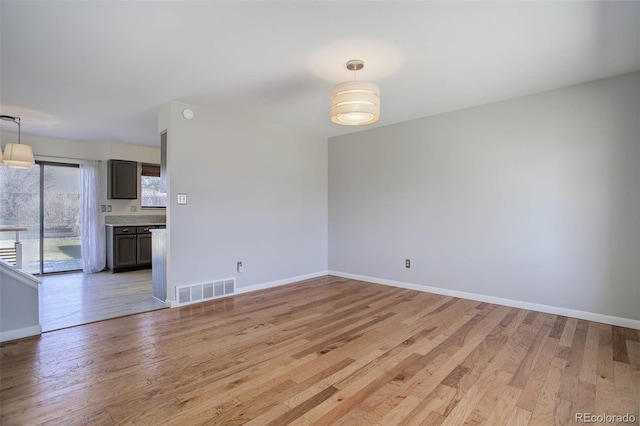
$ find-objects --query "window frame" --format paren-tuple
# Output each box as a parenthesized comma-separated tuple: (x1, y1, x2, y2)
(140, 163, 166, 209)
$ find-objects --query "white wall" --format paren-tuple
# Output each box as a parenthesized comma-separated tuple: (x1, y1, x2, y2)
(162, 102, 327, 300)
(0, 132, 163, 219)
(329, 72, 640, 323)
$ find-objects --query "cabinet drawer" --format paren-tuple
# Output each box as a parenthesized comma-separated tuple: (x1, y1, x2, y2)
(136, 226, 156, 234)
(114, 227, 135, 235)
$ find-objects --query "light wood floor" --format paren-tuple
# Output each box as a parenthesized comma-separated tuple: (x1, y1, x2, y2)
(39, 269, 166, 332)
(1, 275, 638, 425)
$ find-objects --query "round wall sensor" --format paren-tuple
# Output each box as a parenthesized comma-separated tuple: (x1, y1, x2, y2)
(182, 108, 194, 120)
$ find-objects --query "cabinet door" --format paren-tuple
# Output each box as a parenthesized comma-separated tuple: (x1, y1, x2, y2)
(137, 233, 152, 265)
(108, 160, 137, 199)
(114, 235, 137, 267)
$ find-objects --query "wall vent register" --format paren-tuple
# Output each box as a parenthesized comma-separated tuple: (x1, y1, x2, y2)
(175, 277, 235, 307)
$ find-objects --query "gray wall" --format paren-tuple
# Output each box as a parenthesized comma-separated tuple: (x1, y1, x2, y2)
(163, 102, 327, 299)
(329, 72, 640, 321)
(0, 260, 40, 341)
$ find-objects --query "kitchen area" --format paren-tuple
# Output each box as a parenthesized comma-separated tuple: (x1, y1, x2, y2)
(39, 150, 169, 332)
(105, 218, 167, 304)
(103, 154, 167, 298)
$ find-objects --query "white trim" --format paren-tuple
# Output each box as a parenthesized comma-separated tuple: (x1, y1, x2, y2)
(328, 270, 640, 330)
(168, 270, 329, 308)
(0, 259, 40, 290)
(234, 270, 329, 295)
(0, 325, 41, 343)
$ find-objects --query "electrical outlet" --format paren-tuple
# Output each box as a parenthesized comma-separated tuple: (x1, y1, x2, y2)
(405, 259, 411, 268)
(237, 261, 243, 273)
(177, 193, 187, 205)
(107, 205, 112, 212)
(101, 205, 106, 212)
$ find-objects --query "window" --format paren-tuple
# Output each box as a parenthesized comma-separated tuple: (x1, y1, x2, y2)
(140, 163, 166, 208)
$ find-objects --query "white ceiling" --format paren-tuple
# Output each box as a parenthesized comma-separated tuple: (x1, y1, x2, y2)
(1, 1, 638, 146)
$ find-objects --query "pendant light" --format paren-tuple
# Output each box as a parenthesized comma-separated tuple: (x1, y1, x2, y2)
(1, 115, 34, 169)
(331, 60, 380, 126)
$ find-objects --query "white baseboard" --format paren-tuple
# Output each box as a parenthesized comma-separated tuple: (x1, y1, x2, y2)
(168, 270, 329, 308)
(328, 270, 640, 330)
(0, 324, 41, 343)
(235, 270, 329, 295)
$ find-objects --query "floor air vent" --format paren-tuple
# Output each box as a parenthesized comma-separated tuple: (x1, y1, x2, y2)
(176, 278, 235, 307)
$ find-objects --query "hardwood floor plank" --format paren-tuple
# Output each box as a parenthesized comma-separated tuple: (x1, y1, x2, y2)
(569, 381, 596, 426)
(516, 335, 559, 412)
(523, 311, 538, 325)
(1, 275, 637, 425)
(595, 375, 616, 419)
(613, 361, 637, 419)
(266, 386, 338, 426)
(439, 382, 485, 426)
(549, 315, 568, 339)
(628, 340, 640, 371)
(503, 405, 533, 426)
(310, 353, 425, 425)
(626, 328, 639, 343)
(441, 365, 471, 388)
(395, 385, 456, 426)
(419, 411, 447, 426)
(529, 356, 568, 425)
(598, 324, 614, 382)
(558, 320, 589, 402)
(472, 310, 545, 390)
(613, 326, 630, 364)
(579, 321, 601, 385)
(397, 306, 517, 424)
(481, 384, 522, 425)
(291, 312, 396, 359)
(375, 394, 424, 425)
(284, 349, 386, 410)
(509, 321, 552, 389)
(559, 318, 578, 348)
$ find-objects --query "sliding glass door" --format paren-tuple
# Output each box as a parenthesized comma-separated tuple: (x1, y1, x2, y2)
(42, 163, 82, 273)
(0, 161, 81, 274)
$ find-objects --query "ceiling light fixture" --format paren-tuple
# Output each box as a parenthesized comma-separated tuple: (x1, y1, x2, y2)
(331, 60, 380, 126)
(1, 115, 35, 169)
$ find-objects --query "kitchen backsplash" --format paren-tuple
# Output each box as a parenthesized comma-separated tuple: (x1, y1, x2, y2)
(105, 215, 166, 225)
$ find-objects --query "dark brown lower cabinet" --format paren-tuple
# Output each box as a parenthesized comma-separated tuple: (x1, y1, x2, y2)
(137, 233, 153, 265)
(106, 225, 162, 272)
(114, 234, 137, 268)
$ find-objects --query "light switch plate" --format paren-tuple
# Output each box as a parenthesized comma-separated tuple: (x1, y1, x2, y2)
(177, 193, 187, 205)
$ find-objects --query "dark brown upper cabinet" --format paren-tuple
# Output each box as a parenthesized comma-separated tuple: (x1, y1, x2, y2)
(107, 159, 138, 199)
